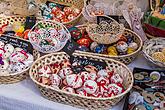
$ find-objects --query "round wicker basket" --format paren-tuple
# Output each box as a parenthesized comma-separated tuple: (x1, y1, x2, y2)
(143, 37, 165, 70)
(39, 0, 85, 26)
(29, 51, 133, 109)
(28, 20, 71, 53)
(75, 25, 143, 65)
(0, 36, 40, 84)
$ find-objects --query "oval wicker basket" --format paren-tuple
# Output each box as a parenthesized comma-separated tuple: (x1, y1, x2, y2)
(39, 0, 85, 26)
(29, 52, 133, 109)
(28, 20, 71, 53)
(86, 15, 125, 44)
(143, 37, 165, 70)
(0, 36, 40, 84)
(75, 25, 142, 65)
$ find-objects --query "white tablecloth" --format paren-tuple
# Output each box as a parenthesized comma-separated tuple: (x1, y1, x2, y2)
(0, 52, 152, 110)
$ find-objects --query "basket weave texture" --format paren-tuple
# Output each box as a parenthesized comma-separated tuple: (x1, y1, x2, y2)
(143, 37, 165, 69)
(0, 37, 40, 84)
(29, 52, 133, 109)
(76, 25, 142, 65)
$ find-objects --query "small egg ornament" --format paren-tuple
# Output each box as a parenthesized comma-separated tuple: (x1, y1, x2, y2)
(150, 71, 160, 82)
(84, 80, 98, 94)
(110, 74, 123, 84)
(68, 27, 82, 41)
(128, 42, 138, 51)
(97, 69, 108, 78)
(93, 44, 106, 54)
(66, 74, 83, 89)
(4, 44, 15, 54)
(62, 86, 75, 93)
(116, 41, 128, 53)
(76, 88, 87, 96)
(0, 59, 9, 70)
(127, 47, 135, 54)
(58, 67, 73, 79)
(119, 35, 127, 42)
(0, 41, 5, 48)
(108, 83, 124, 95)
(13, 22, 24, 33)
(38, 65, 52, 78)
(78, 45, 89, 52)
(63, 7, 72, 15)
(77, 38, 91, 48)
(90, 42, 99, 51)
(50, 74, 61, 87)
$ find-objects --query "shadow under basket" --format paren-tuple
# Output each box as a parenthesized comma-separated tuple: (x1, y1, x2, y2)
(29, 52, 133, 109)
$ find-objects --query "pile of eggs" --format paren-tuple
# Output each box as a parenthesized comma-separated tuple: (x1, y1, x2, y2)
(37, 60, 125, 98)
(0, 22, 30, 40)
(151, 48, 165, 63)
(0, 41, 34, 75)
(40, 2, 81, 23)
(68, 26, 138, 56)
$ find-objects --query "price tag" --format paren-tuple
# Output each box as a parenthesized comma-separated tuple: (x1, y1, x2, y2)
(62, 39, 79, 56)
(70, 56, 107, 71)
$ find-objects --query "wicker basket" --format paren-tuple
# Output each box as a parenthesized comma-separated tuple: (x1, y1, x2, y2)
(9, 0, 42, 16)
(29, 51, 133, 109)
(143, 37, 165, 70)
(75, 25, 142, 65)
(86, 15, 125, 44)
(39, 0, 85, 26)
(0, 36, 40, 84)
(28, 20, 71, 53)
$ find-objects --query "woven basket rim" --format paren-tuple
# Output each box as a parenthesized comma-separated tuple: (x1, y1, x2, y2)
(29, 51, 133, 100)
(0, 35, 40, 76)
(142, 37, 165, 67)
(39, 0, 85, 25)
(75, 24, 143, 58)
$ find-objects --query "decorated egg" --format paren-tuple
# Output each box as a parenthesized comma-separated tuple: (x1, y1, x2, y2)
(96, 77, 109, 94)
(3, 51, 12, 59)
(80, 71, 90, 81)
(50, 74, 61, 87)
(66, 74, 83, 89)
(77, 38, 91, 47)
(68, 27, 82, 40)
(8, 62, 26, 73)
(90, 42, 99, 51)
(72, 8, 80, 16)
(119, 35, 127, 42)
(63, 7, 72, 15)
(78, 45, 89, 52)
(13, 22, 24, 33)
(108, 83, 124, 95)
(10, 50, 28, 63)
(62, 86, 75, 93)
(88, 72, 97, 80)
(97, 69, 108, 78)
(0, 59, 9, 70)
(116, 41, 128, 53)
(76, 88, 87, 96)
(0, 41, 5, 48)
(38, 65, 52, 78)
(128, 42, 138, 51)
(93, 44, 106, 54)
(58, 67, 73, 79)
(127, 47, 135, 54)
(68, 14, 75, 21)
(110, 74, 123, 84)
(84, 80, 98, 94)
(49, 63, 61, 74)
(0, 48, 5, 57)
(4, 44, 14, 53)
(107, 46, 118, 56)
(0, 69, 9, 75)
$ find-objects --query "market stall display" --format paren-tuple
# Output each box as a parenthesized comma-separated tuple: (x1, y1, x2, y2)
(143, 37, 165, 70)
(0, 35, 40, 84)
(124, 68, 165, 110)
(38, 0, 84, 26)
(29, 52, 133, 109)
